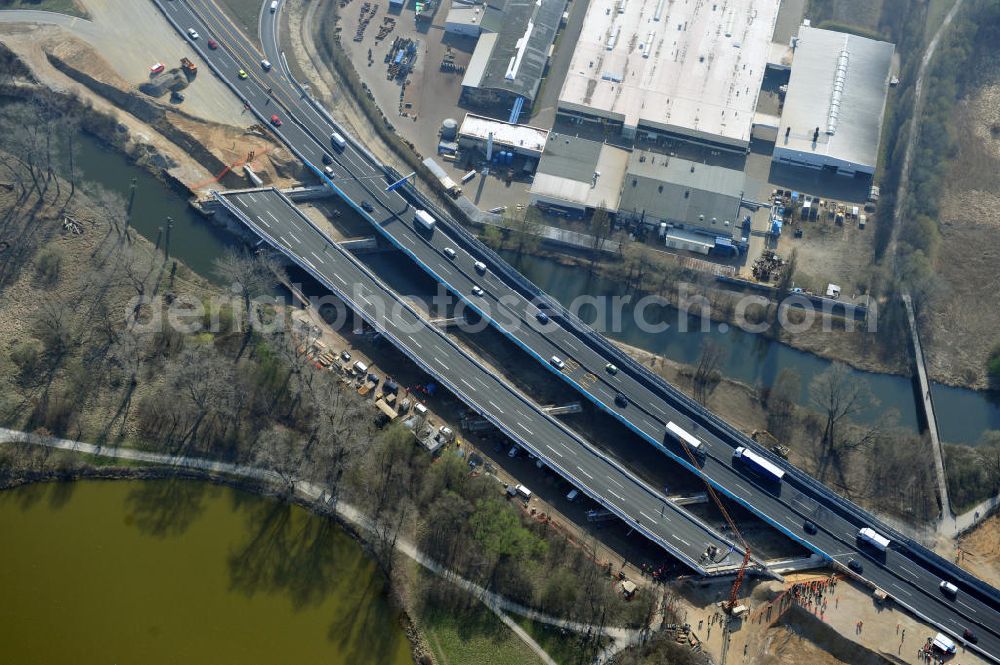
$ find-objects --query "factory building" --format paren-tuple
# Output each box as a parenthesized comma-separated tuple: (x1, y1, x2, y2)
(557, 0, 781, 152)
(772, 25, 895, 176)
(528, 135, 630, 216)
(617, 151, 746, 236)
(459, 0, 567, 110)
(457, 114, 549, 160)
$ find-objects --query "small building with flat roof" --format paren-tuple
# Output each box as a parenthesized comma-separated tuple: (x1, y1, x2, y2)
(528, 135, 629, 214)
(618, 151, 745, 234)
(557, 0, 780, 151)
(460, 0, 567, 109)
(772, 26, 895, 176)
(457, 113, 549, 158)
(445, 2, 492, 37)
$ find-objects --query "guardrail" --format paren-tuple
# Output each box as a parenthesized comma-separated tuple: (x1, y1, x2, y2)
(158, 0, 1000, 627)
(212, 189, 737, 575)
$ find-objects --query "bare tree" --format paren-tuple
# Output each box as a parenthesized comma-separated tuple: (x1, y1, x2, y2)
(214, 248, 284, 357)
(692, 340, 726, 404)
(809, 362, 880, 482)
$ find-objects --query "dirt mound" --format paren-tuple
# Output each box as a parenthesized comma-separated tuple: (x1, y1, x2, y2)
(761, 606, 897, 665)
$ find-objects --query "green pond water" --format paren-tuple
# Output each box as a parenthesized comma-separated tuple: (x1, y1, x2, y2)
(0, 479, 413, 665)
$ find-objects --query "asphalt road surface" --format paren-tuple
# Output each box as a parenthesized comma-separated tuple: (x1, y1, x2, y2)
(154, 0, 1000, 659)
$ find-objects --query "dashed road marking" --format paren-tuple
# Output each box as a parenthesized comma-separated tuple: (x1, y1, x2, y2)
(255, 215, 270, 228)
(488, 400, 504, 414)
(546, 444, 563, 458)
(576, 466, 594, 480)
(518, 423, 533, 435)
(433, 357, 448, 370)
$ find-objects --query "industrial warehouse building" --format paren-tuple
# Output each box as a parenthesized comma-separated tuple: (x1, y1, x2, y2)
(772, 25, 895, 176)
(458, 0, 567, 110)
(528, 135, 630, 215)
(528, 138, 746, 244)
(458, 114, 550, 160)
(557, 0, 781, 152)
(617, 151, 746, 235)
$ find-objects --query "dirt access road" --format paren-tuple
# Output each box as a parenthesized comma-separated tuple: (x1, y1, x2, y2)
(0, 0, 246, 126)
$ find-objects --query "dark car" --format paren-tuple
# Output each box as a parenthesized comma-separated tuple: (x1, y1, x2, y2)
(614, 393, 628, 408)
(170, 91, 185, 103)
(535, 311, 549, 324)
(361, 200, 374, 213)
(270, 114, 282, 127)
(964, 628, 978, 644)
(803, 520, 818, 535)
(321, 153, 333, 165)
(847, 559, 863, 574)
(207, 38, 219, 49)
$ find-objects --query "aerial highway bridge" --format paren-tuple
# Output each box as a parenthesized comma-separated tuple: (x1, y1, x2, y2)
(155, 0, 1000, 659)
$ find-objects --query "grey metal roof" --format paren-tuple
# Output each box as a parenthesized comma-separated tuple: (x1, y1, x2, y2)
(463, 0, 567, 103)
(619, 151, 745, 228)
(536, 134, 603, 181)
(775, 26, 895, 172)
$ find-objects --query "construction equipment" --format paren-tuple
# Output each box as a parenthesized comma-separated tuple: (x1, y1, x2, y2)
(673, 424, 753, 613)
(180, 57, 197, 76)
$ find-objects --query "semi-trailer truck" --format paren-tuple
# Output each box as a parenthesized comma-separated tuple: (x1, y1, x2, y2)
(414, 209, 436, 232)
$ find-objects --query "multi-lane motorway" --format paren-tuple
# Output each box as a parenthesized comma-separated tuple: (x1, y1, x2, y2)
(216, 186, 742, 572)
(155, 0, 1000, 658)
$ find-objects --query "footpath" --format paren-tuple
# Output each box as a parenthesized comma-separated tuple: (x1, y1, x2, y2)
(0, 427, 645, 664)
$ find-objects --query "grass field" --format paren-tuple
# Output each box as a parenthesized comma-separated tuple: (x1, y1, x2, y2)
(0, 0, 88, 18)
(418, 602, 545, 665)
(515, 616, 609, 665)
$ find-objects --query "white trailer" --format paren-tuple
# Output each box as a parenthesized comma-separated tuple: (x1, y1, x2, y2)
(414, 209, 436, 232)
(666, 422, 704, 457)
(733, 446, 785, 483)
(462, 170, 477, 183)
(857, 527, 891, 552)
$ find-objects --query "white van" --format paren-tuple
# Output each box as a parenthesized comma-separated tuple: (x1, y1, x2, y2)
(351, 360, 368, 375)
(269, 1, 278, 12)
(413, 403, 428, 417)
(932, 633, 957, 654)
(330, 131, 347, 150)
(515, 484, 532, 501)
(939, 580, 959, 598)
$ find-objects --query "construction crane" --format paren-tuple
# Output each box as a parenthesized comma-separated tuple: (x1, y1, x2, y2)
(673, 423, 752, 612)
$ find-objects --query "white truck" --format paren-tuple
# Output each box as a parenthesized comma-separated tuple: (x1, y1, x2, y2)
(330, 131, 347, 150)
(857, 527, 891, 552)
(414, 209, 436, 232)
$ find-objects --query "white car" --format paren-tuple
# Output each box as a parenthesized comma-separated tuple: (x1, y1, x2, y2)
(187, 28, 200, 39)
(566, 489, 579, 502)
(471, 285, 484, 297)
(549, 355, 565, 370)
(260, 59, 272, 71)
(323, 166, 335, 178)
(474, 260, 487, 273)
(443, 247, 457, 259)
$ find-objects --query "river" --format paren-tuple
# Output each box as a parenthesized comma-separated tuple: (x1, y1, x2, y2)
(71, 131, 1000, 446)
(0, 479, 413, 664)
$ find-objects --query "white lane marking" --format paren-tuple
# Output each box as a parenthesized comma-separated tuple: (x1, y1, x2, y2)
(280, 236, 291, 247)
(399, 234, 413, 244)
(247, 193, 258, 203)
(255, 215, 271, 228)
(408, 335, 423, 349)
(563, 340, 578, 352)
(303, 258, 317, 271)
(898, 564, 919, 580)
(488, 400, 504, 414)
(607, 490, 624, 502)
(311, 251, 326, 264)
(266, 210, 281, 224)
(891, 583, 912, 597)
(439, 264, 453, 276)
(545, 444, 563, 458)
(518, 423, 533, 435)
(650, 403, 668, 417)
(433, 357, 449, 370)
(958, 600, 977, 613)
(288, 232, 302, 244)
(679, 538, 691, 546)
(608, 477, 624, 489)
(639, 511, 657, 524)
(460, 378, 475, 391)
(475, 377, 489, 389)
(333, 273, 347, 285)
(734, 482, 751, 495)
(576, 466, 594, 480)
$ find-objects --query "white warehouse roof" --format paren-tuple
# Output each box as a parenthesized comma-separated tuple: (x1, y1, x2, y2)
(773, 26, 895, 175)
(458, 113, 549, 155)
(557, 0, 781, 149)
